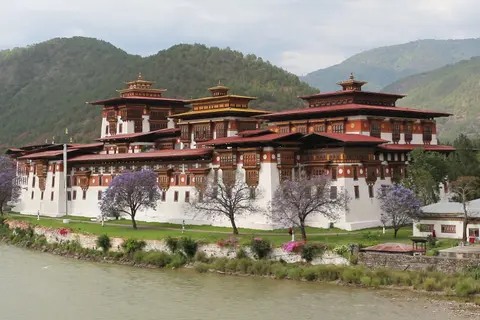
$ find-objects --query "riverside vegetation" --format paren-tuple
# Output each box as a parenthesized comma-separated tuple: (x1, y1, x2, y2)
(1, 220, 480, 304)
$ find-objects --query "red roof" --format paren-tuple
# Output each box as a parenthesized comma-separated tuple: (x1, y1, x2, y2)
(19, 149, 80, 160)
(237, 129, 273, 137)
(69, 148, 213, 163)
(378, 144, 455, 152)
(361, 243, 420, 253)
(257, 103, 451, 119)
(98, 128, 179, 141)
(304, 132, 388, 144)
(198, 132, 300, 146)
(298, 90, 406, 100)
(89, 96, 187, 105)
(68, 143, 104, 149)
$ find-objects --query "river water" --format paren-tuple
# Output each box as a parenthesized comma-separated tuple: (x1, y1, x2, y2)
(0, 244, 472, 320)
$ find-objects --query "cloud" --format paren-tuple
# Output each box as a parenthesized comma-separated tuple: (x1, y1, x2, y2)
(0, 0, 479, 75)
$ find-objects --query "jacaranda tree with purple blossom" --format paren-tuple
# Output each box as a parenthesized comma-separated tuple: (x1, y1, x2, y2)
(376, 184, 422, 238)
(269, 174, 349, 241)
(99, 170, 161, 229)
(0, 156, 21, 217)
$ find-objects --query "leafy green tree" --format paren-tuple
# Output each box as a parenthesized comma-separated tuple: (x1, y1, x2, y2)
(448, 134, 480, 180)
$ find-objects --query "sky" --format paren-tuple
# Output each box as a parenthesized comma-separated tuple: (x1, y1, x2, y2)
(1, 0, 479, 75)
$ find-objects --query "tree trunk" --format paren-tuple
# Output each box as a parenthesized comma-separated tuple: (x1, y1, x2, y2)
(463, 219, 468, 245)
(131, 217, 137, 230)
(394, 228, 399, 238)
(230, 217, 239, 235)
(300, 221, 307, 241)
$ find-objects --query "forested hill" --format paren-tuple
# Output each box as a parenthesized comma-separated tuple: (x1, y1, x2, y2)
(0, 37, 316, 148)
(301, 38, 480, 92)
(382, 57, 480, 141)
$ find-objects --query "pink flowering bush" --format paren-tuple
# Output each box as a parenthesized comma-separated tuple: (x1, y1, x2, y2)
(217, 237, 238, 248)
(58, 228, 72, 237)
(282, 241, 304, 253)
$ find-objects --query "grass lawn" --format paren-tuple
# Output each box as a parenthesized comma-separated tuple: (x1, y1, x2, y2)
(5, 213, 419, 248)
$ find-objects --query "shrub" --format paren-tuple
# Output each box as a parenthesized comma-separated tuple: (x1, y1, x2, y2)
(302, 267, 318, 281)
(287, 267, 302, 280)
(332, 244, 351, 257)
(225, 259, 239, 273)
(341, 267, 364, 284)
(250, 238, 272, 259)
(214, 257, 229, 272)
(217, 237, 238, 248)
(464, 266, 480, 280)
(143, 252, 172, 267)
(165, 236, 178, 253)
(178, 237, 198, 259)
(360, 276, 372, 286)
(249, 260, 271, 276)
(194, 251, 210, 263)
(349, 254, 359, 265)
(96, 234, 112, 252)
(0, 216, 5, 225)
(122, 239, 146, 255)
(301, 243, 326, 263)
(316, 265, 341, 281)
(236, 258, 253, 274)
(133, 251, 146, 263)
(370, 276, 382, 288)
(168, 253, 186, 268)
(194, 263, 210, 273)
(423, 277, 441, 292)
(235, 247, 248, 259)
(456, 278, 477, 297)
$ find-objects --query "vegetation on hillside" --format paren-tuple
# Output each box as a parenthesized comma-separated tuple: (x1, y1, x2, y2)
(302, 38, 480, 91)
(0, 37, 316, 148)
(383, 57, 480, 140)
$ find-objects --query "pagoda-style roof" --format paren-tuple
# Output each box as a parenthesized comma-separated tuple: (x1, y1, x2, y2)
(169, 107, 269, 120)
(89, 73, 188, 106)
(301, 132, 388, 146)
(7, 143, 103, 159)
(68, 148, 213, 164)
(257, 103, 451, 121)
(98, 128, 179, 143)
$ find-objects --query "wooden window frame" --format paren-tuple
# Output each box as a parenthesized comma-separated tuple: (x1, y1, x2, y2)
(354, 186, 360, 199)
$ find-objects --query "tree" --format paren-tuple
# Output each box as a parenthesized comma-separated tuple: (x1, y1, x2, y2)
(190, 173, 260, 235)
(99, 170, 161, 229)
(269, 174, 349, 241)
(376, 184, 422, 238)
(0, 156, 21, 216)
(450, 176, 480, 244)
(404, 149, 450, 205)
(448, 134, 480, 180)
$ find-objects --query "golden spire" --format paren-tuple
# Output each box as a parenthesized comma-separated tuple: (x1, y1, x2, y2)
(138, 72, 143, 80)
(349, 72, 354, 80)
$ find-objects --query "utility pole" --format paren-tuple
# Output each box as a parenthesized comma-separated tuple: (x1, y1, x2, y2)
(63, 143, 68, 216)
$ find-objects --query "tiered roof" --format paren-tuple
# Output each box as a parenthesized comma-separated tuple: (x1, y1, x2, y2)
(98, 128, 179, 143)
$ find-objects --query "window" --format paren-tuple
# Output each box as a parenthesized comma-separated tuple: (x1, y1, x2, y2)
(105, 125, 109, 135)
(119, 123, 123, 133)
(353, 167, 358, 181)
(215, 122, 227, 138)
(423, 126, 432, 144)
(279, 126, 290, 134)
(469, 228, 479, 237)
(73, 190, 77, 200)
(392, 123, 401, 143)
(418, 224, 434, 232)
(67, 175, 71, 188)
(368, 185, 374, 198)
(31, 191, 34, 199)
(405, 124, 413, 143)
(186, 175, 191, 185)
(67, 191, 71, 201)
(332, 123, 344, 133)
(441, 225, 456, 234)
(98, 190, 103, 200)
(354, 186, 360, 199)
(41, 192, 44, 200)
(313, 123, 325, 133)
(51, 176, 55, 188)
(249, 188, 256, 199)
(99, 175, 103, 186)
(330, 186, 337, 199)
(50, 192, 54, 201)
(32, 176, 36, 188)
(52, 165, 56, 174)
(180, 125, 190, 140)
(331, 167, 337, 180)
(380, 166, 385, 180)
(185, 191, 190, 203)
(82, 190, 87, 200)
(174, 191, 179, 202)
(175, 175, 179, 186)
(161, 191, 166, 202)
(370, 122, 381, 138)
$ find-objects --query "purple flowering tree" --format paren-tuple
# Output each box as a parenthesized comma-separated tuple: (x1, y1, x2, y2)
(0, 156, 21, 217)
(99, 170, 161, 229)
(376, 184, 422, 238)
(269, 174, 349, 241)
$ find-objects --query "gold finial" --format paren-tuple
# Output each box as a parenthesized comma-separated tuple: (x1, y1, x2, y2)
(69, 137, 73, 143)
(138, 72, 143, 80)
(65, 128, 68, 135)
(218, 80, 221, 85)
(349, 72, 354, 80)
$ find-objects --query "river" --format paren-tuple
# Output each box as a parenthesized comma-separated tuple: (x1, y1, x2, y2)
(0, 244, 473, 320)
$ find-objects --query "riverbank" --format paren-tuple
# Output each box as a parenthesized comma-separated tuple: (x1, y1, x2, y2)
(1, 219, 480, 307)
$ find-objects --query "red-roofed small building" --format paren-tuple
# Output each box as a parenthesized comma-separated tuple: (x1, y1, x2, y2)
(9, 74, 454, 230)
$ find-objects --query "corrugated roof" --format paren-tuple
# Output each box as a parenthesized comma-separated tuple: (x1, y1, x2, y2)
(361, 243, 417, 253)
(89, 96, 186, 105)
(421, 199, 480, 216)
(69, 148, 213, 163)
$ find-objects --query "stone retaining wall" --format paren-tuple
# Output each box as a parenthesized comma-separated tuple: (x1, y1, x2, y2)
(6, 220, 348, 265)
(359, 252, 480, 274)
